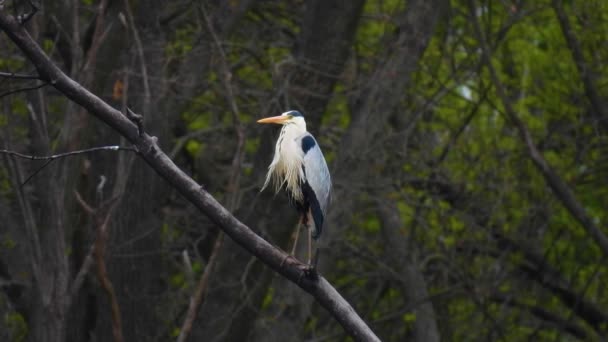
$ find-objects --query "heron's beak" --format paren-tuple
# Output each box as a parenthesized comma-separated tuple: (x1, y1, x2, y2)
(257, 115, 290, 124)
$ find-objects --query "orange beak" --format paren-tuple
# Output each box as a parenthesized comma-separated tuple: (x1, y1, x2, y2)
(257, 115, 289, 124)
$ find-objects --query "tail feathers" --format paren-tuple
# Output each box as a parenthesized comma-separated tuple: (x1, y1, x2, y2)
(309, 198, 324, 240)
(301, 181, 325, 239)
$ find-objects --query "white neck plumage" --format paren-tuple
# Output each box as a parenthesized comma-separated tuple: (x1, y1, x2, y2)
(261, 120, 307, 201)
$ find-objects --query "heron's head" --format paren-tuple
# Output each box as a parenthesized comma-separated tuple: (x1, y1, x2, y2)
(257, 110, 306, 131)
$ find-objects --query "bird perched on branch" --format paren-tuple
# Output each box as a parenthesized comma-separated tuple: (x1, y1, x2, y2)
(258, 110, 331, 266)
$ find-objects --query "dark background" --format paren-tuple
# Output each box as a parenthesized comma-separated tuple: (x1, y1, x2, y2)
(1, 0, 607, 341)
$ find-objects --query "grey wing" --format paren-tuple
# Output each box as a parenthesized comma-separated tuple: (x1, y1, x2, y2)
(301, 134, 332, 216)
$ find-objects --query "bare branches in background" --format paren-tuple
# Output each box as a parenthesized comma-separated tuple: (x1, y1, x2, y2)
(1, 0, 607, 341)
(0, 8, 380, 342)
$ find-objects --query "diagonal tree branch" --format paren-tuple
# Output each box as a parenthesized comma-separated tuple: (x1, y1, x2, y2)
(552, 0, 607, 131)
(468, 0, 608, 258)
(0, 9, 380, 342)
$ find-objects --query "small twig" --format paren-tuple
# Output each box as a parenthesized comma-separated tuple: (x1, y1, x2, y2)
(0, 71, 40, 79)
(176, 232, 224, 342)
(69, 243, 95, 304)
(16, 0, 39, 25)
(74, 187, 123, 342)
(0, 82, 47, 98)
(123, 0, 151, 115)
(125, 107, 144, 136)
(0, 145, 136, 188)
(81, 0, 109, 73)
(169, 126, 224, 159)
(74, 190, 95, 215)
(0, 145, 135, 161)
(95, 202, 123, 342)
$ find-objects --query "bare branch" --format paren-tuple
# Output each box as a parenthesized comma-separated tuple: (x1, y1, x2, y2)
(16, 0, 39, 25)
(0, 9, 380, 341)
(177, 233, 224, 342)
(69, 244, 95, 302)
(94, 203, 123, 342)
(123, 0, 151, 115)
(82, 0, 110, 73)
(0, 145, 136, 187)
(74, 190, 124, 342)
(74, 190, 96, 215)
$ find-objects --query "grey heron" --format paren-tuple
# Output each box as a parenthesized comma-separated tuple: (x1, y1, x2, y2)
(258, 110, 331, 266)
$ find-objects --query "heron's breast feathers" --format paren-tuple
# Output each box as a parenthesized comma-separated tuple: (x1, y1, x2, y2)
(261, 131, 305, 201)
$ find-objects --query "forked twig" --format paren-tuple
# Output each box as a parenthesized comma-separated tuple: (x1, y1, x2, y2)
(73, 189, 123, 342)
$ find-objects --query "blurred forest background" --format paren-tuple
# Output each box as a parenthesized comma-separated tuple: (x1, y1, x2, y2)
(1, 0, 608, 341)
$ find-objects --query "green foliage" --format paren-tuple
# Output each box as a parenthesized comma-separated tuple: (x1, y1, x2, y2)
(1, 235, 16, 249)
(5, 313, 27, 342)
(165, 25, 197, 59)
(261, 286, 274, 310)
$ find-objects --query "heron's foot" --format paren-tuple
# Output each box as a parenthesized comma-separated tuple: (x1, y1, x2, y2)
(295, 263, 318, 281)
(302, 249, 320, 280)
(304, 263, 318, 279)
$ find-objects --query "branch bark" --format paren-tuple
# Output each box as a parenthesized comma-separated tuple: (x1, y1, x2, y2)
(468, 0, 608, 257)
(0, 10, 380, 342)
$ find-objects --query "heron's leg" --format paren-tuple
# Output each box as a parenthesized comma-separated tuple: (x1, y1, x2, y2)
(307, 214, 313, 265)
(290, 217, 303, 256)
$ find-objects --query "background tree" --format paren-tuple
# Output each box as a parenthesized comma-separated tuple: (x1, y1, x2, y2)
(1, 0, 607, 341)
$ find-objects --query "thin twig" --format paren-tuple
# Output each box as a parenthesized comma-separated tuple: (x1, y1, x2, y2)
(0, 145, 137, 187)
(0, 71, 40, 79)
(0, 145, 136, 161)
(16, 0, 38, 24)
(169, 126, 224, 159)
(123, 0, 151, 116)
(69, 244, 95, 302)
(176, 233, 224, 342)
(82, 0, 109, 73)
(74, 188, 124, 342)
(94, 201, 123, 342)
(0, 82, 47, 98)
(74, 190, 96, 215)
(125, 107, 144, 136)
